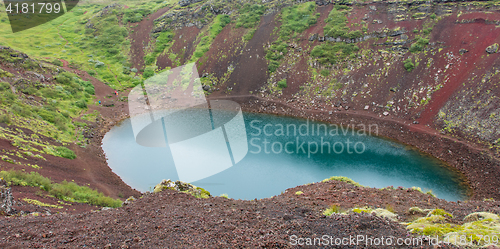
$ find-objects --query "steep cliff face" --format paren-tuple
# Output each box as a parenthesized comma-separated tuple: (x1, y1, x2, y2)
(143, 0, 500, 149)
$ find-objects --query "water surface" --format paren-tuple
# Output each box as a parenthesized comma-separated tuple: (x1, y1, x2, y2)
(102, 112, 468, 201)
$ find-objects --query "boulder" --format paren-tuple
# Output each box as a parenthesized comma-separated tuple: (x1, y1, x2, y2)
(154, 179, 211, 198)
(308, 34, 318, 41)
(0, 179, 14, 216)
(178, 0, 203, 7)
(486, 43, 499, 54)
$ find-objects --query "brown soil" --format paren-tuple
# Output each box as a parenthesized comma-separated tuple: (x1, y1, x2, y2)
(1, 180, 497, 248)
(129, 7, 171, 71)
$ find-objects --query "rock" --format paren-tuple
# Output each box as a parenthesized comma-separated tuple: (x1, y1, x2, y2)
(178, 0, 203, 7)
(413, 121, 419, 124)
(318, 36, 325, 42)
(308, 34, 318, 41)
(383, 111, 389, 116)
(463, 212, 500, 222)
(0, 179, 15, 216)
(202, 85, 210, 91)
(154, 179, 211, 198)
(486, 43, 499, 54)
(364, 105, 369, 110)
(102, 101, 114, 107)
(369, 5, 377, 11)
(459, 48, 468, 55)
(122, 196, 136, 206)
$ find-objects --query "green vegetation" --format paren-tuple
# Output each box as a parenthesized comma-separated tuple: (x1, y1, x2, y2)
(404, 58, 415, 72)
(323, 204, 344, 215)
(0, 170, 122, 207)
(266, 2, 319, 72)
(22, 198, 63, 209)
(324, 7, 349, 38)
(279, 2, 319, 37)
(123, 8, 152, 23)
(236, 4, 266, 28)
(429, 208, 453, 218)
(191, 14, 231, 61)
(144, 30, 174, 66)
(407, 211, 500, 246)
(320, 69, 330, 77)
(322, 176, 363, 187)
(0, 70, 92, 138)
(55, 146, 77, 159)
(295, 191, 303, 195)
(311, 43, 359, 64)
(409, 37, 429, 53)
(277, 79, 288, 89)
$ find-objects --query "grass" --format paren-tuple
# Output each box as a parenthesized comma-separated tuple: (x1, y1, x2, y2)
(279, 2, 319, 37)
(265, 2, 319, 73)
(0, 59, 92, 143)
(143, 30, 174, 67)
(235, 4, 266, 28)
(55, 146, 77, 159)
(409, 37, 429, 53)
(311, 43, 359, 65)
(190, 14, 231, 62)
(0, 170, 122, 207)
(0, 2, 155, 91)
(277, 79, 287, 89)
(404, 58, 415, 72)
(323, 7, 349, 38)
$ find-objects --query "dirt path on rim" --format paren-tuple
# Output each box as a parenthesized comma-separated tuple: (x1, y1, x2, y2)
(128, 7, 171, 72)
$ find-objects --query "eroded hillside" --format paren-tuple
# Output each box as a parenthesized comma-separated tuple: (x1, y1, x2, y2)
(137, 0, 500, 151)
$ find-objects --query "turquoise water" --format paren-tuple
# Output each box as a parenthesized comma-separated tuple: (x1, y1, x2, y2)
(102, 112, 468, 201)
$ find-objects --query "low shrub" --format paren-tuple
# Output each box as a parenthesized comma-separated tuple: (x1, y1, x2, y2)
(404, 58, 415, 72)
(55, 146, 77, 159)
(0, 114, 10, 124)
(0, 170, 121, 207)
(0, 82, 10, 91)
(277, 79, 287, 89)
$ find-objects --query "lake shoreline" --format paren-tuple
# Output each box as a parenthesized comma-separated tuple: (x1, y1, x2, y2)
(200, 94, 499, 201)
(96, 92, 500, 201)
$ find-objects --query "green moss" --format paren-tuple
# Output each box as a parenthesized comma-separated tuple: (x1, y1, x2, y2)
(295, 191, 303, 195)
(323, 205, 345, 216)
(22, 198, 63, 209)
(429, 209, 453, 218)
(322, 176, 363, 187)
